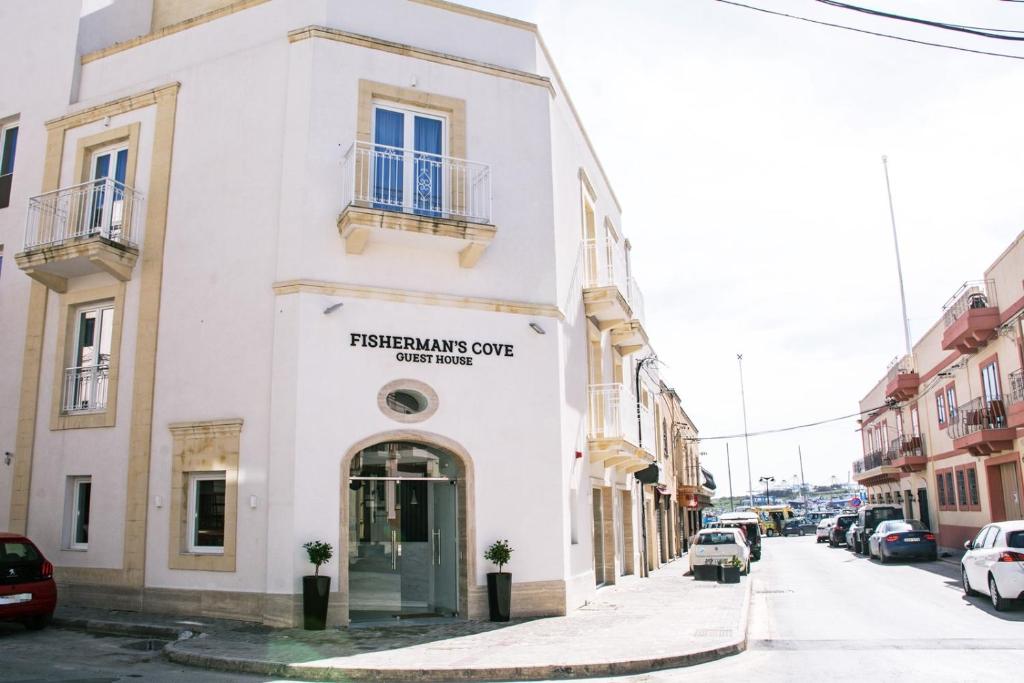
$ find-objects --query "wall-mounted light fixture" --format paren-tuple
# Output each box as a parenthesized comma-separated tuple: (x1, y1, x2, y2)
(528, 322, 545, 335)
(249, 495, 258, 510)
(323, 302, 344, 315)
(3, 451, 12, 466)
(154, 495, 163, 508)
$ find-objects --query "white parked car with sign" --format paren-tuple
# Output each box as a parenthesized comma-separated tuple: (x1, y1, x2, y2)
(689, 528, 750, 574)
(961, 520, 1024, 611)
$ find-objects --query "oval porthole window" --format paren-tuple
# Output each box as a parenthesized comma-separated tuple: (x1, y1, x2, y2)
(386, 389, 427, 415)
(377, 380, 439, 423)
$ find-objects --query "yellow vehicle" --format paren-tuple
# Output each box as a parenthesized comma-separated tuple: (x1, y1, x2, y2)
(751, 505, 794, 537)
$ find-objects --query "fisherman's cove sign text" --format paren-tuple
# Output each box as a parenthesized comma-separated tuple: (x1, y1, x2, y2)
(349, 333, 514, 367)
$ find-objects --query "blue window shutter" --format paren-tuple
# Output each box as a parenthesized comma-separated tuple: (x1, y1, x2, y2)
(373, 109, 404, 208)
(413, 116, 442, 216)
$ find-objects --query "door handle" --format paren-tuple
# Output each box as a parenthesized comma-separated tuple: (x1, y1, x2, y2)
(391, 530, 398, 570)
(433, 529, 441, 566)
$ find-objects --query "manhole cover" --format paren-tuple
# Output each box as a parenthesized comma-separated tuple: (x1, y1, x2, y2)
(121, 639, 168, 651)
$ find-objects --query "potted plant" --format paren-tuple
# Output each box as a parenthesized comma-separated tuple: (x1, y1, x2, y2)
(718, 556, 742, 584)
(484, 539, 513, 622)
(302, 540, 333, 630)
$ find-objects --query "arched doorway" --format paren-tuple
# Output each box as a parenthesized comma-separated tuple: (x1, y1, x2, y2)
(345, 440, 464, 623)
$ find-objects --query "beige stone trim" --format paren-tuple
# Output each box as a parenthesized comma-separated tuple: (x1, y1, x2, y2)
(167, 419, 243, 572)
(272, 279, 563, 319)
(337, 206, 494, 267)
(73, 123, 141, 186)
(578, 167, 597, 202)
(377, 379, 440, 424)
(15, 240, 139, 292)
(81, 0, 271, 64)
(10, 82, 180, 582)
(48, 283, 127, 431)
(356, 79, 467, 160)
(289, 27, 554, 95)
(409, 0, 538, 31)
(467, 579, 566, 619)
(340, 430, 477, 625)
(9, 282, 49, 534)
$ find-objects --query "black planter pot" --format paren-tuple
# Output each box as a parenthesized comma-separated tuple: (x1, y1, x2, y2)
(718, 565, 741, 584)
(692, 564, 718, 581)
(486, 572, 511, 622)
(302, 575, 331, 630)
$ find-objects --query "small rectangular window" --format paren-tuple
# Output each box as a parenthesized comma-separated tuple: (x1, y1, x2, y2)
(955, 469, 967, 508)
(936, 393, 947, 425)
(0, 122, 17, 209)
(188, 472, 226, 553)
(65, 476, 92, 550)
(936, 472, 946, 507)
(966, 467, 979, 507)
(946, 385, 958, 420)
(64, 302, 114, 414)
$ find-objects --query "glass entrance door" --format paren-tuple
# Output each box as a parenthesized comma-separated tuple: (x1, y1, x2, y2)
(348, 442, 461, 623)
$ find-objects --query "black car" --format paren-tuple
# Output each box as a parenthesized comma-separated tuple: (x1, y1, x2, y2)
(829, 514, 857, 547)
(852, 504, 904, 555)
(781, 517, 817, 537)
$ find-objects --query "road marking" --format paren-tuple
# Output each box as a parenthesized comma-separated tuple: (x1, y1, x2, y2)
(749, 638, 1024, 651)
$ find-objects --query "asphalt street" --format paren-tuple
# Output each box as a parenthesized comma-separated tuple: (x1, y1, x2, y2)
(600, 534, 1024, 682)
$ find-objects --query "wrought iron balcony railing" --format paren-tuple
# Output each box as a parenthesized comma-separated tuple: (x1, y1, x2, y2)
(25, 179, 143, 249)
(947, 396, 1007, 440)
(942, 280, 997, 328)
(62, 364, 109, 413)
(1008, 369, 1024, 407)
(341, 140, 491, 224)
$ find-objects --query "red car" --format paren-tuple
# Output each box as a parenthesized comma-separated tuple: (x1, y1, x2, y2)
(0, 532, 56, 630)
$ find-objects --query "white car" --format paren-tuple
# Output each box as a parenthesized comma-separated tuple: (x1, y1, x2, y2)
(816, 517, 836, 543)
(689, 528, 750, 574)
(961, 520, 1024, 611)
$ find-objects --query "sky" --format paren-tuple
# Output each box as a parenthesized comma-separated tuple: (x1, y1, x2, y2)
(461, 0, 1024, 497)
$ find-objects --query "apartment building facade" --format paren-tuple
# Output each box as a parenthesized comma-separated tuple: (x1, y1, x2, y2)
(854, 232, 1024, 550)
(0, 0, 703, 626)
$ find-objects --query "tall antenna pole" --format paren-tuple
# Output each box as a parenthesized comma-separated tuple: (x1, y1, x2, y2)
(726, 442, 735, 512)
(882, 155, 912, 358)
(737, 354, 754, 508)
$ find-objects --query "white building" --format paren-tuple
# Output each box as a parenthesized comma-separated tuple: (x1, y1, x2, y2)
(0, 0, 693, 626)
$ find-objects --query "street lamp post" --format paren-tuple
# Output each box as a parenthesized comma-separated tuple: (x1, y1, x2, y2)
(759, 475, 775, 506)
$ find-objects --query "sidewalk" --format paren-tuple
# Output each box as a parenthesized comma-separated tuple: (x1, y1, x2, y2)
(55, 560, 751, 682)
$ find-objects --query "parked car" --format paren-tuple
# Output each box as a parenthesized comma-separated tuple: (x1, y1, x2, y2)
(715, 511, 762, 561)
(781, 517, 817, 537)
(830, 513, 857, 547)
(961, 520, 1024, 612)
(0, 533, 56, 630)
(867, 520, 937, 562)
(852, 505, 904, 555)
(816, 517, 836, 543)
(689, 528, 751, 575)
(846, 520, 862, 550)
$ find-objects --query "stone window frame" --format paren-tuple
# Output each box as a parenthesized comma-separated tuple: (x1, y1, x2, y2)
(49, 283, 127, 430)
(377, 378, 439, 424)
(168, 419, 242, 572)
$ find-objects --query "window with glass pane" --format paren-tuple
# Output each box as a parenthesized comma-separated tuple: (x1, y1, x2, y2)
(66, 303, 114, 413)
(936, 474, 946, 506)
(189, 473, 226, 552)
(0, 123, 16, 209)
(946, 386, 957, 420)
(955, 469, 967, 507)
(966, 467, 979, 506)
(936, 394, 946, 424)
(69, 477, 91, 549)
(982, 362, 1001, 402)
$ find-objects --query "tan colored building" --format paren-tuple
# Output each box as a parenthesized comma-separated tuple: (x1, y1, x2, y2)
(854, 231, 1024, 550)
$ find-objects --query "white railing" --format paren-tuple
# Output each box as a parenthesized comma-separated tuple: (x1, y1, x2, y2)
(627, 276, 645, 325)
(62, 365, 109, 413)
(587, 382, 656, 450)
(942, 280, 997, 328)
(581, 239, 645, 323)
(25, 179, 143, 250)
(341, 141, 491, 224)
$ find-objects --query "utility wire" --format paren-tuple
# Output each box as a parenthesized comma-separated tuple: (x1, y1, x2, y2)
(714, 0, 1024, 61)
(816, 0, 1024, 39)
(683, 402, 893, 442)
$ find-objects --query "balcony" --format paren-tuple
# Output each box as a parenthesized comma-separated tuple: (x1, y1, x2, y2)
(586, 383, 657, 471)
(15, 180, 143, 292)
(337, 141, 494, 267)
(581, 239, 647, 348)
(941, 280, 1000, 354)
(62, 365, 109, 414)
(884, 358, 919, 402)
(1007, 369, 1024, 429)
(948, 396, 1015, 456)
(889, 434, 927, 471)
(852, 449, 899, 486)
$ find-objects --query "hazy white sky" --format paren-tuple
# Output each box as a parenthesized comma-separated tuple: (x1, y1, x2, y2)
(465, 0, 1024, 495)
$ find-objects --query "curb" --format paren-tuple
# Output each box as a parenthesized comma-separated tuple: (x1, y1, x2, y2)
(164, 580, 753, 682)
(54, 616, 192, 641)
